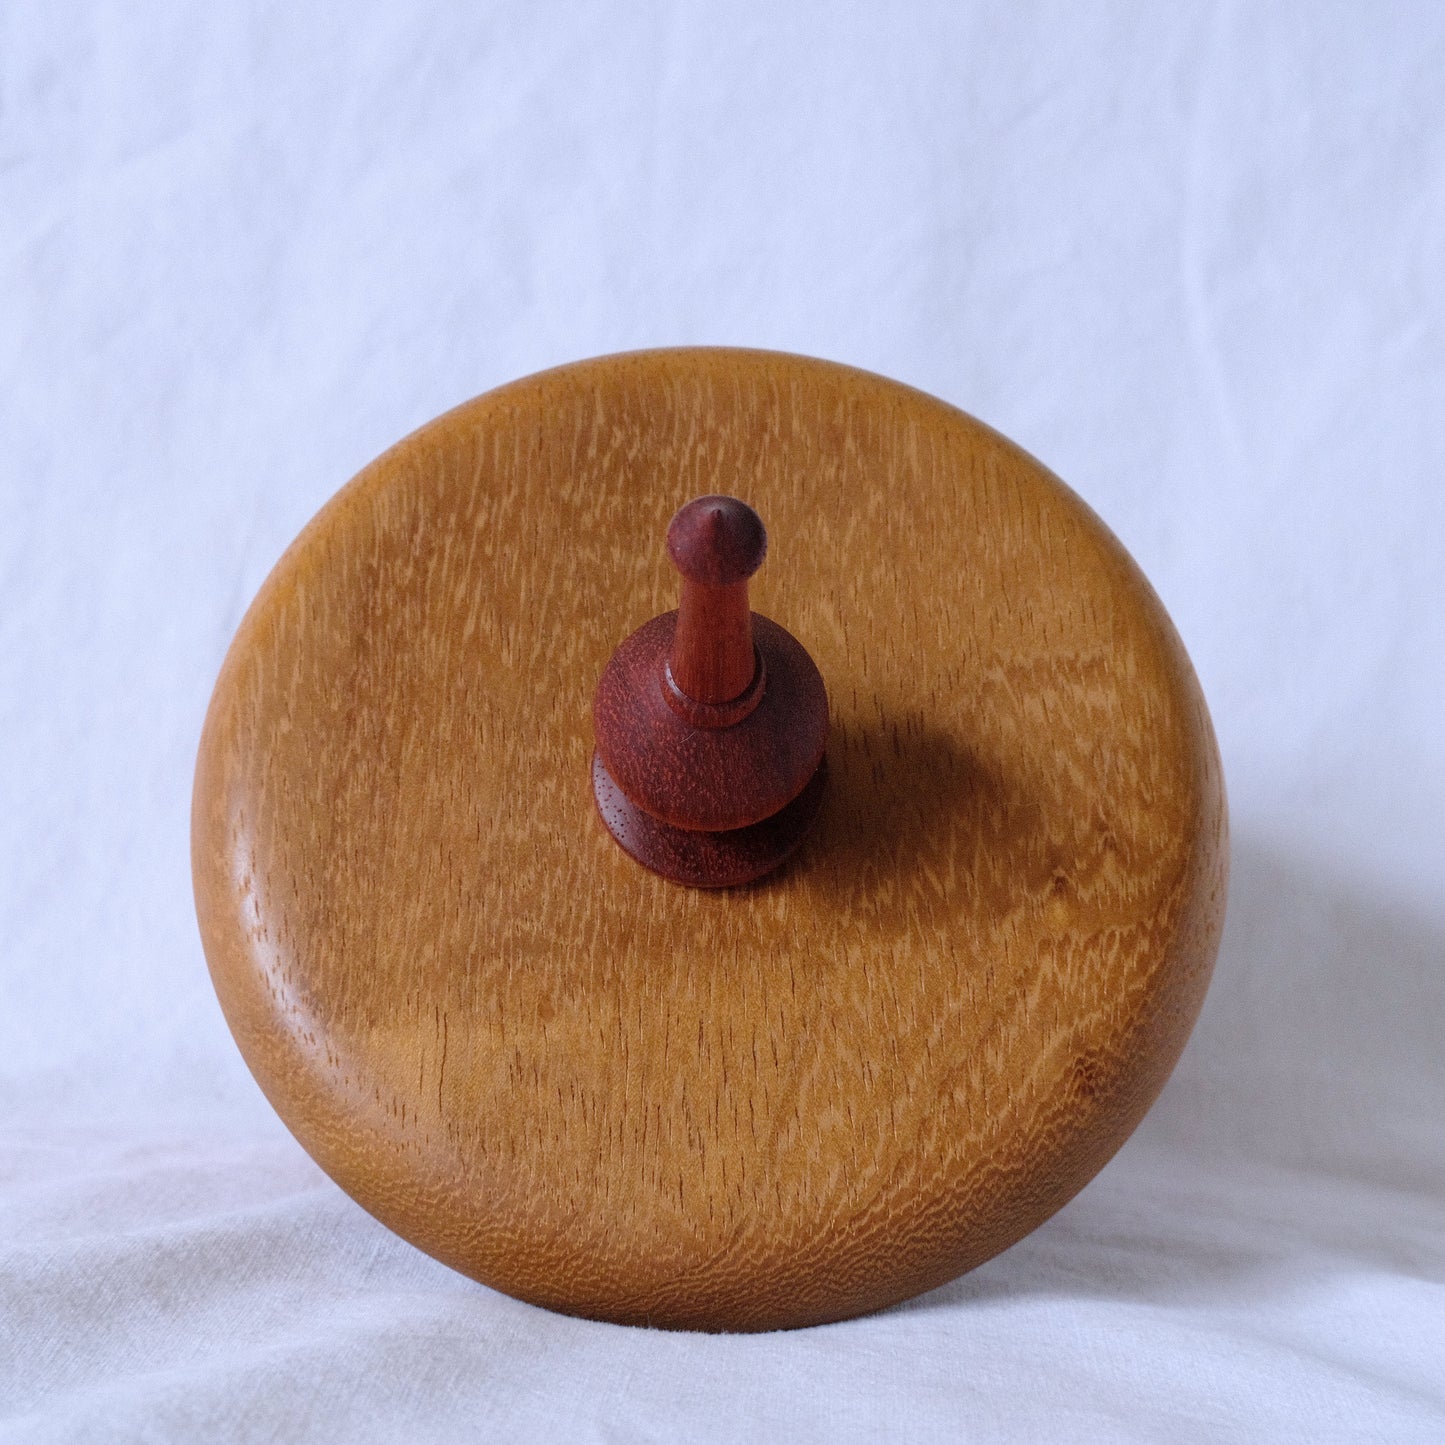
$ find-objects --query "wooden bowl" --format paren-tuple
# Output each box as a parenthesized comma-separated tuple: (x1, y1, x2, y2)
(192, 348, 1227, 1331)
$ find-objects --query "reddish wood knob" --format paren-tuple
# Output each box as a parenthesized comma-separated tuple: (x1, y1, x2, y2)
(592, 496, 829, 887)
(666, 496, 766, 710)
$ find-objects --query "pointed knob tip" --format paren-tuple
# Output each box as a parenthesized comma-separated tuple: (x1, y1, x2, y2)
(666, 495, 767, 587)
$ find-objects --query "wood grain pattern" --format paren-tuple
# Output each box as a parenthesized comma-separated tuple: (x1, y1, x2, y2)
(191, 348, 1228, 1332)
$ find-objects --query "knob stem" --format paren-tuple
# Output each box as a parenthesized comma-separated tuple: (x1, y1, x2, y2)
(671, 578, 755, 703)
(665, 496, 768, 705)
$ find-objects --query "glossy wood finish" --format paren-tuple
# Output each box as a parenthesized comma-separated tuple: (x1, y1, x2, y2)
(192, 348, 1228, 1332)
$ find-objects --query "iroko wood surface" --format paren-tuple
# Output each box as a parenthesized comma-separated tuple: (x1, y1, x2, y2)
(192, 349, 1227, 1332)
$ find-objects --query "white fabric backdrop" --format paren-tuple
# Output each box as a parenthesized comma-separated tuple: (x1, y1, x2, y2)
(3, 2, 1442, 1439)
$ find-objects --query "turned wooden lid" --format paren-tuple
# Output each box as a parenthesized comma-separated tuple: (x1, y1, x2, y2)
(192, 348, 1227, 1332)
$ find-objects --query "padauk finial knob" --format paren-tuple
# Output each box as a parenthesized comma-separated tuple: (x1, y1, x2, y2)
(664, 496, 767, 715)
(592, 495, 829, 887)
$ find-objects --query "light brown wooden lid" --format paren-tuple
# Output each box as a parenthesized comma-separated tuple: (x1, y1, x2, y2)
(192, 348, 1227, 1331)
